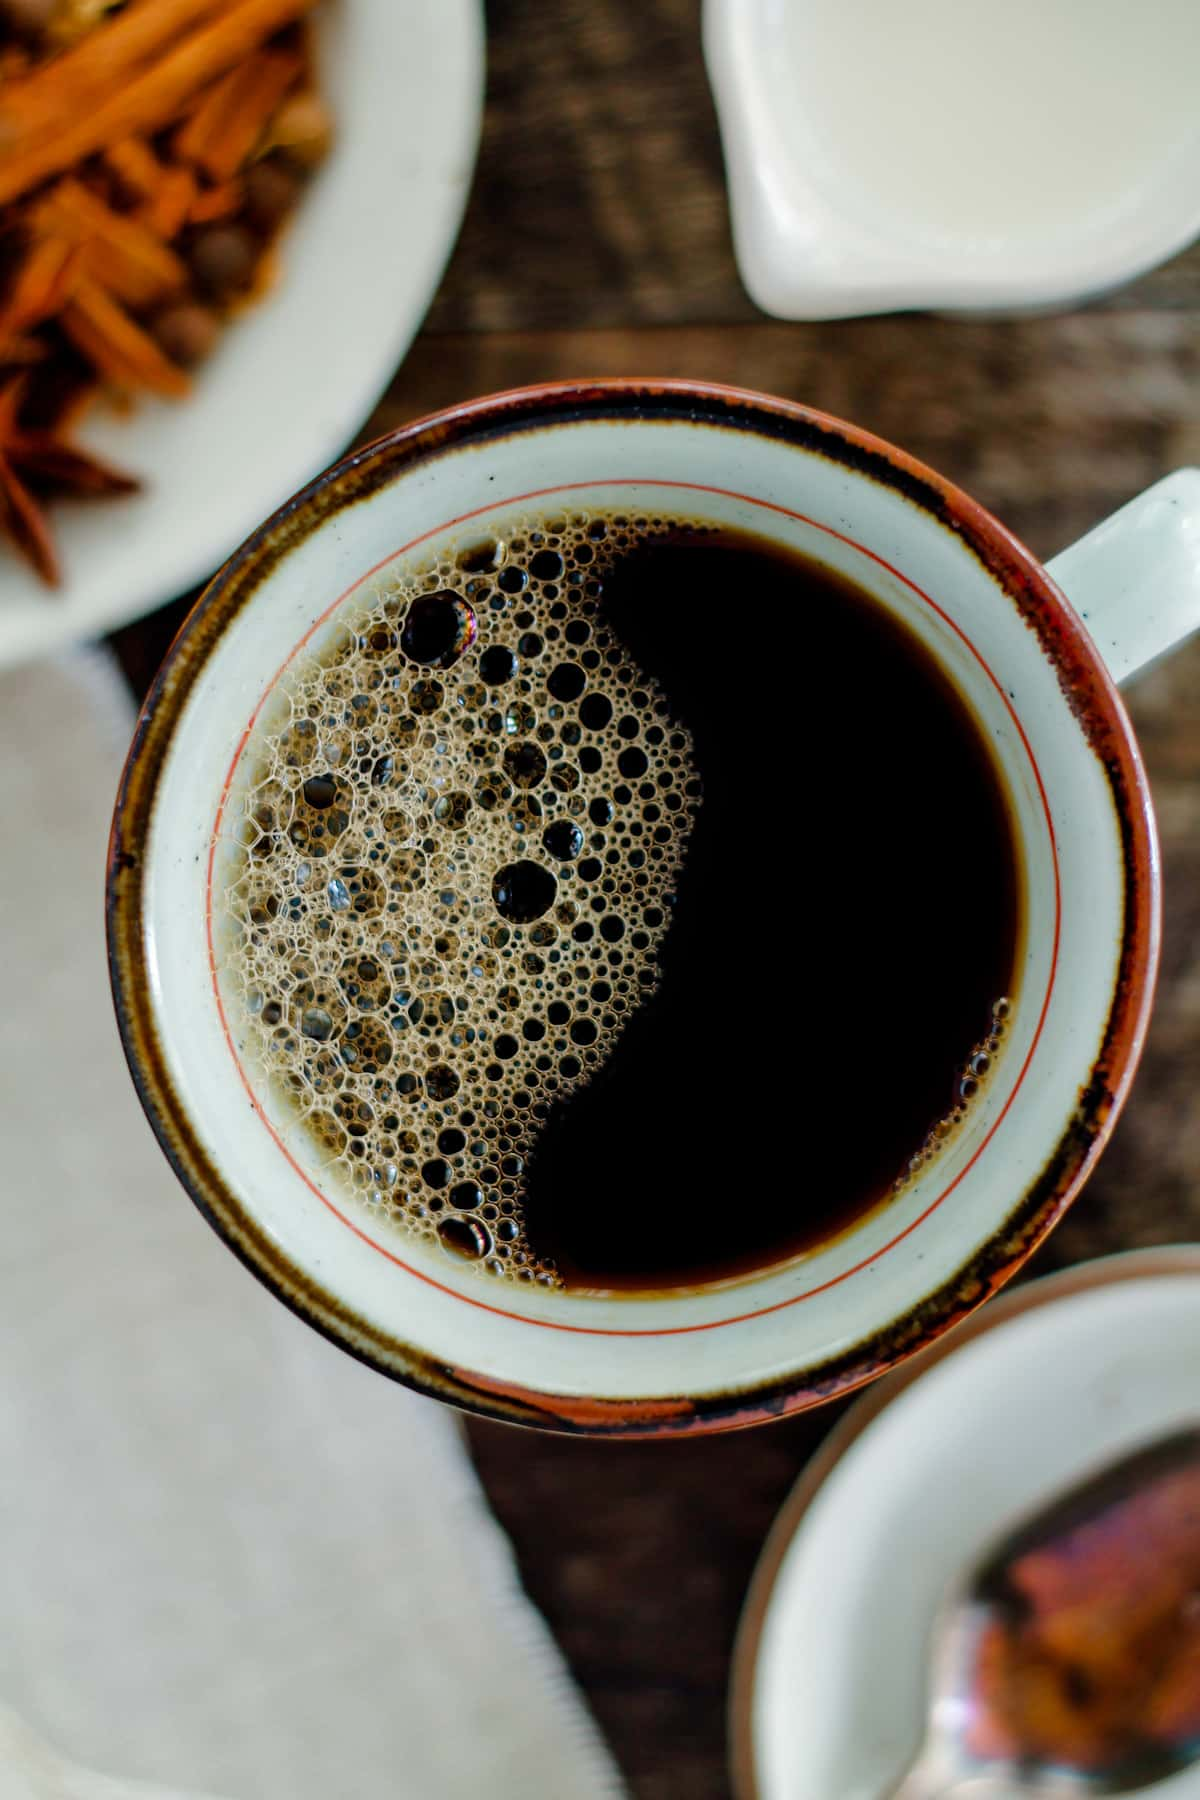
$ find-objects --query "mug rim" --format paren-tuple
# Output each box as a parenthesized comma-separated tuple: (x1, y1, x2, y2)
(106, 378, 1160, 1437)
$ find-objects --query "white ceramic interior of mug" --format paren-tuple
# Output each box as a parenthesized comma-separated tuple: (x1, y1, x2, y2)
(137, 406, 1129, 1407)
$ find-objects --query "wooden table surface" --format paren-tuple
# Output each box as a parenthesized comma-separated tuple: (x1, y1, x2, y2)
(110, 4, 1200, 1794)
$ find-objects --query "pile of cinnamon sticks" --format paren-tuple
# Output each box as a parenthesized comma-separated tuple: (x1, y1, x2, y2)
(0, 0, 332, 584)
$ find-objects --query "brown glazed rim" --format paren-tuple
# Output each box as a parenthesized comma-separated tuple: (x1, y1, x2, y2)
(728, 1246, 1200, 1800)
(106, 378, 1160, 1438)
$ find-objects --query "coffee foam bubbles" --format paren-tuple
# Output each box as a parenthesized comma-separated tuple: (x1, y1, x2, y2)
(220, 513, 703, 1288)
(898, 995, 1011, 1183)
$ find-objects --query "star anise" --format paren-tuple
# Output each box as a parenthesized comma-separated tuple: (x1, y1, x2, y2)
(0, 372, 139, 585)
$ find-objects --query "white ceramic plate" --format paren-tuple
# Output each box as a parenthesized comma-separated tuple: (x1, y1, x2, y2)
(733, 1248, 1200, 1800)
(0, 0, 484, 671)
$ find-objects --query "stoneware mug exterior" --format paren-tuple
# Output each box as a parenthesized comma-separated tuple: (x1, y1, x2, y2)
(107, 381, 1200, 1436)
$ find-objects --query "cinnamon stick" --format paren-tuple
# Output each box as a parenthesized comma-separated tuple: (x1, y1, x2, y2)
(0, 234, 80, 336)
(174, 49, 300, 181)
(0, 0, 319, 208)
(37, 179, 188, 308)
(139, 166, 198, 240)
(103, 136, 165, 204)
(0, 0, 230, 155)
(59, 279, 190, 399)
(170, 64, 243, 168)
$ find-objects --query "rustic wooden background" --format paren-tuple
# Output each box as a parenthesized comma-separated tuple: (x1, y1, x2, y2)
(111, 3, 1200, 1794)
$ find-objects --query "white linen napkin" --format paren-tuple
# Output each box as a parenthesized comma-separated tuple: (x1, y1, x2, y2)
(0, 648, 626, 1800)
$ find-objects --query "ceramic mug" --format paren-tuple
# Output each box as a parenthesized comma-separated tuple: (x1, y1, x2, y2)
(107, 381, 1200, 1437)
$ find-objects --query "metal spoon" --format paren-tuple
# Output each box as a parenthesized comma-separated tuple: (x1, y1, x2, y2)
(889, 1429, 1200, 1798)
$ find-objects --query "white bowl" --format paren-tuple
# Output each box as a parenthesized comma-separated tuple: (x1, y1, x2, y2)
(733, 1247, 1200, 1799)
(0, 0, 485, 669)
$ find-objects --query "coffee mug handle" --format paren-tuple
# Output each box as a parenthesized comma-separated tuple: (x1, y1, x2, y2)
(1045, 468, 1200, 686)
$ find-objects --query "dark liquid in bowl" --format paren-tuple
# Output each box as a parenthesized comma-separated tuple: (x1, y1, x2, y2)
(521, 530, 1020, 1289)
(226, 517, 1019, 1295)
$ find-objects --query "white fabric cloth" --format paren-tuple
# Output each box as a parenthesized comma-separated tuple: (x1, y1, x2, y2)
(0, 649, 626, 1800)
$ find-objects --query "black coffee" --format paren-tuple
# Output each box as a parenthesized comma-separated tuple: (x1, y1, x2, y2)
(523, 528, 1019, 1288)
(225, 514, 1019, 1296)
